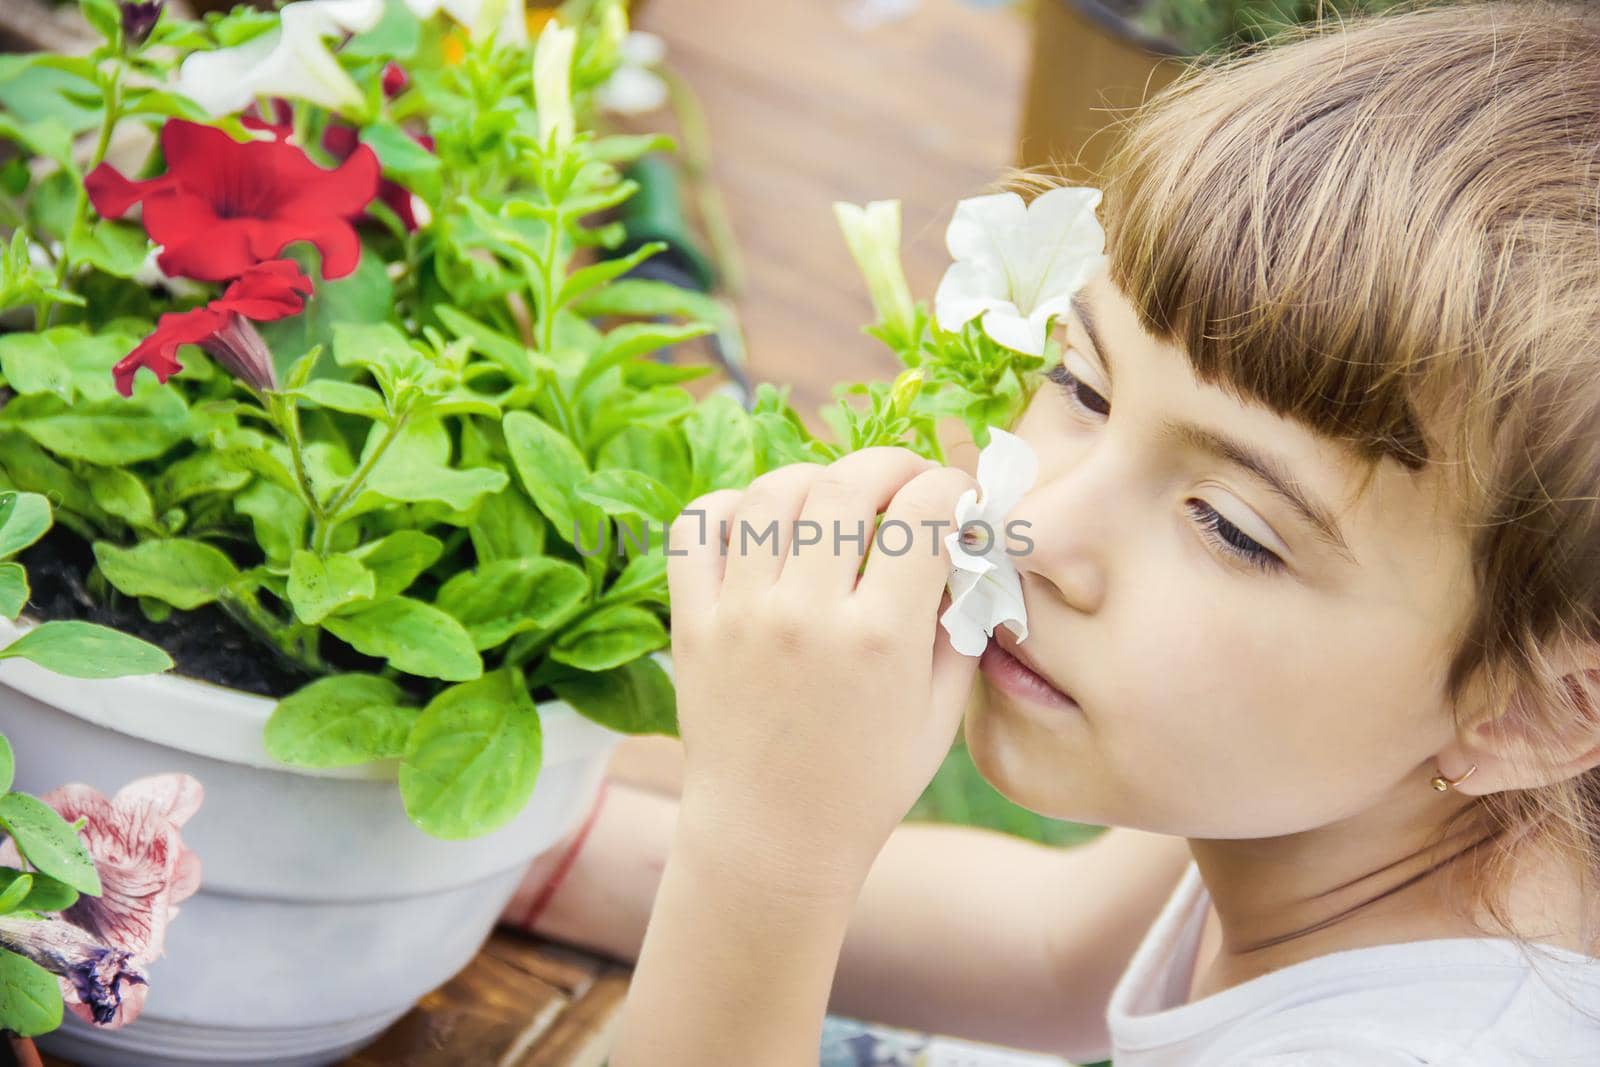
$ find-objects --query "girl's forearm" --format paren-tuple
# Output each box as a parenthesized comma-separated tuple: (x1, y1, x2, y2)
(609, 802, 865, 1067)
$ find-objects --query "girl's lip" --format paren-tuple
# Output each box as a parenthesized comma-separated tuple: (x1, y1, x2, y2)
(978, 634, 1079, 711)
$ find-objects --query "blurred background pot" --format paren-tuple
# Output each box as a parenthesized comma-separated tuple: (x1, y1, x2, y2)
(1018, 0, 1187, 177)
(0, 617, 643, 1067)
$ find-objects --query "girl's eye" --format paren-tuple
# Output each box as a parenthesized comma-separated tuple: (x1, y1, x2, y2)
(1045, 361, 1282, 575)
(1046, 363, 1110, 417)
(1186, 499, 1284, 574)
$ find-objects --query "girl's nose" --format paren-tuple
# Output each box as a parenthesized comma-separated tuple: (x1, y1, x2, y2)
(1007, 452, 1119, 617)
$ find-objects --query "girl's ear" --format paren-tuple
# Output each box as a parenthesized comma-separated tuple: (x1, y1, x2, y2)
(1437, 664, 1600, 795)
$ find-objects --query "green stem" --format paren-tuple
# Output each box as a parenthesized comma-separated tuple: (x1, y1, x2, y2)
(315, 412, 409, 553)
(268, 393, 329, 544)
(41, 63, 124, 329)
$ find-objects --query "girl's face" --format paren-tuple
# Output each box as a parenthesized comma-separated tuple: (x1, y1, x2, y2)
(966, 270, 1480, 838)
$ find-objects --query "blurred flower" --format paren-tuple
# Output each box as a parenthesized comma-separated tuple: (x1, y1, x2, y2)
(933, 186, 1105, 356)
(0, 915, 147, 1028)
(382, 61, 409, 97)
(113, 261, 312, 395)
(175, 0, 383, 117)
(833, 199, 916, 345)
(940, 426, 1038, 657)
(0, 774, 203, 1028)
(595, 31, 668, 115)
(119, 1, 164, 48)
(406, 0, 528, 47)
(86, 119, 379, 283)
(241, 98, 295, 141)
(533, 18, 578, 150)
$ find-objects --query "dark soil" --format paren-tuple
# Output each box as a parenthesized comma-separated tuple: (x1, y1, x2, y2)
(18, 530, 318, 698)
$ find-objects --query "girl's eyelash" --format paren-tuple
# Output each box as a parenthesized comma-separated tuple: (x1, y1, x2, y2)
(1048, 362, 1284, 575)
(1186, 499, 1284, 573)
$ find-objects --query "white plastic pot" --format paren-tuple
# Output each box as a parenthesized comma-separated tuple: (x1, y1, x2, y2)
(0, 617, 646, 1067)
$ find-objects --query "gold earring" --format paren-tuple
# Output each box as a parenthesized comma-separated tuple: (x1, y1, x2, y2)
(1430, 763, 1478, 792)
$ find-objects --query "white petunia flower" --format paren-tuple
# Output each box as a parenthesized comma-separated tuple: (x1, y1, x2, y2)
(933, 185, 1106, 357)
(940, 426, 1039, 658)
(405, 0, 528, 48)
(595, 31, 669, 115)
(175, 0, 383, 117)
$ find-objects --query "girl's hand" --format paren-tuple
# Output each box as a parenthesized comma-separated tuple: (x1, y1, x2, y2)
(666, 447, 982, 890)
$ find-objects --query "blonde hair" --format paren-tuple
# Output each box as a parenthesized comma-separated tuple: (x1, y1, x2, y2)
(1055, 0, 1600, 938)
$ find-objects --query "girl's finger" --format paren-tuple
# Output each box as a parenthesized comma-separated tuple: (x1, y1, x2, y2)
(853, 465, 980, 622)
(667, 489, 744, 623)
(780, 447, 938, 596)
(718, 463, 824, 608)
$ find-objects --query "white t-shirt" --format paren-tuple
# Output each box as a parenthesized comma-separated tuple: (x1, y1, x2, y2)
(1104, 863, 1600, 1065)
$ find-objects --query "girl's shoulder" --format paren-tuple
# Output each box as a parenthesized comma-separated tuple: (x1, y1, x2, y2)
(1108, 863, 1600, 1066)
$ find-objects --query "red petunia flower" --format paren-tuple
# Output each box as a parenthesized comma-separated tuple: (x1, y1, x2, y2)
(114, 259, 313, 396)
(85, 119, 379, 284)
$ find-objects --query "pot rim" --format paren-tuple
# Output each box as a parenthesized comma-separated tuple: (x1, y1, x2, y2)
(0, 616, 660, 780)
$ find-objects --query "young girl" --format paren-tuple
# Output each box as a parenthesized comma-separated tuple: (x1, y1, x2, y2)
(524, 1, 1600, 1062)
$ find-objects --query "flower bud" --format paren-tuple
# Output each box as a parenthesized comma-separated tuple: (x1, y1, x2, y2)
(533, 18, 579, 151)
(119, 0, 164, 48)
(889, 367, 925, 420)
(833, 200, 917, 346)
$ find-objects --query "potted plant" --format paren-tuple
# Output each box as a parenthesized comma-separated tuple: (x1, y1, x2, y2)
(0, 0, 762, 1062)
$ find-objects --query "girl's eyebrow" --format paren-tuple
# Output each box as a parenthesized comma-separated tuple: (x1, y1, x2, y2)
(1066, 290, 1355, 563)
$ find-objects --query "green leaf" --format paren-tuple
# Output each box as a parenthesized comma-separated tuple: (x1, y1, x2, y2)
(287, 551, 376, 625)
(588, 132, 677, 164)
(432, 306, 532, 384)
(0, 334, 71, 401)
(0, 492, 51, 558)
(0, 869, 75, 913)
(576, 469, 682, 526)
(343, 0, 422, 60)
(0, 734, 11, 793)
(292, 380, 389, 422)
(400, 670, 543, 839)
(234, 481, 305, 567)
(258, 247, 394, 369)
(93, 539, 240, 610)
(556, 241, 666, 309)
(601, 550, 668, 608)
(467, 489, 546, 563)
(265, 674, 416, 767)
(0, 620, 173, 679)
(502, 411, 606, 548)
(79, 0, 119, 40)
(572, 278, 724, 323)
(361, 419, 509, 512)
(64, 219, 150, 279)
(152, 451, 251, 508)
(0, 792, 98, 894)
(323, 597, 482, 682)
(573, 322, 714, 398)
(349, 530, 442, 599)
(0, 947, 63, 1037)
(0, 874, 30, 915)
(436, 558, 588, 651)
(550, 655, 677, 736)
(683, 392, 756, 495)
(596, 423, 693, 499)
(549, 603, 668, 672)
(360, 120, 440, 200)
(86, 468, 156, 530)
(10, 388, 188, 465)
(0, 564, 29, 620)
